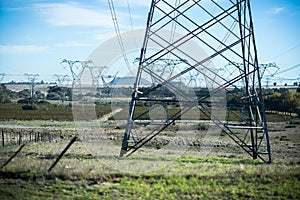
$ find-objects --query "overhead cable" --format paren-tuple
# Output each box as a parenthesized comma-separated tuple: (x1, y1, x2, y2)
(107, 0, 132, 72)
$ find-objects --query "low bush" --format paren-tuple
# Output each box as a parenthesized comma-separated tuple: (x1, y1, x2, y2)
(22, 104, 39, 110)
(17, 98, 30, 104)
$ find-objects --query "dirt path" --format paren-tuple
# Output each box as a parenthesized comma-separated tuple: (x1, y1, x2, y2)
(98, 108, 123, 121)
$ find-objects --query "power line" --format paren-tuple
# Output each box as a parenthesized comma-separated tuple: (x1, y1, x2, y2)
(126, 0, 138, 47)
(107, 0, 132, 72)
(167, 0, 180, 60)
(266, 43, 300, 61)
(274, 63, 300, 76)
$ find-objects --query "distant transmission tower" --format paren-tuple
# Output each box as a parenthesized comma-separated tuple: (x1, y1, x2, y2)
(54, 74, 69, 85)
(86, 66, 107, 87)
(120, 0, 271, 162)
(0, 73, 5, 83)
(61, 59, 93, 88)
(225, 62, 279, 87)
(24, 73, 39, 102)
(133, 57, 186, 85)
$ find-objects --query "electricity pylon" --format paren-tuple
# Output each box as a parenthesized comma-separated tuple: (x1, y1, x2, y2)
(120, 0, 271, 162)
(61, 59, 93, 88)
(54, 74, 70, 85)
(0, 73, 5, 83)
(225, 62, 279, 88)
(24, 73, 39, 104)
(133, 57, 187, 85)
(87, 66, 107, 87)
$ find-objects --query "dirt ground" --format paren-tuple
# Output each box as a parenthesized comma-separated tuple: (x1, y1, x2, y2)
(1, 119, 299, 164)
(267, 122, 300, 162)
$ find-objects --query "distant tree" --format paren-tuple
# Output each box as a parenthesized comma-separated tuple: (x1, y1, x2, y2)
(35, 90, 45, 99)
(18, 89, 31, 99)
(265, 91, 300, 115)
(0, 93, 11, 103)
(47, 85, 61, 93)
(293, 82, 299, 86)
(0, 84, 17, 103)
(22, 104, 39, 110)
(46, 93, 61, 100)
(280, 91, 299, 115)
(17, 99, 30, 104)
(47, 85, 71, 103)
(264, 92, 281, 113)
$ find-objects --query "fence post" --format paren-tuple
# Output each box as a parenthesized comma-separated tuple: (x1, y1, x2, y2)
(15, 131, 17, 145)
(47, 132, 51, 142)
(2, 130, 4, 147)
(0, 144, 25, 169)
(5, 130, 8, 146)
(18, 132, 22, 145)
(48, 136, 77, 172)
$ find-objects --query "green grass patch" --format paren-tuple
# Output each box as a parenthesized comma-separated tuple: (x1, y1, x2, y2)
(176, 157, 263, 165)
(0, 103, 112, 121)
(0, 102, 296, 122)
(0, 140, 299, 199)
(0, 165, 299, 199)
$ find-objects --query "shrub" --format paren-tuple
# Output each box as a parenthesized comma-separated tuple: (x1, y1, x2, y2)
(198, 123, 209, 130)
(46, 93, 61, 100)
(22, 104, 39, 110)
(37, 100, 51, 104)
(3, 98, 11, 103)
(17, 99, 30, 104)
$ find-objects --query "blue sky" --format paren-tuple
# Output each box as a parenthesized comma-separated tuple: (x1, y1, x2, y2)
(0, 0, 299, 84)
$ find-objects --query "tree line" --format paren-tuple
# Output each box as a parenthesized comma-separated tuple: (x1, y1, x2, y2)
(0, 84, 299, 118)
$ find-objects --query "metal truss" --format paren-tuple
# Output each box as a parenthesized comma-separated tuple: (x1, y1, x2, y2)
(120, 0, 271, 163)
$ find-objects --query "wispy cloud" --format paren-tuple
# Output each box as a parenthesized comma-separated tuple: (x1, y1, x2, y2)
(268, 7, 285, 14)
(0, 45, 48, 54)
(55, 41, 93, 47)
(33, 2, 113, 27)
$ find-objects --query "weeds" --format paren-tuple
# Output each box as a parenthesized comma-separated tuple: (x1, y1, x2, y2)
(0, 141, 299, 199)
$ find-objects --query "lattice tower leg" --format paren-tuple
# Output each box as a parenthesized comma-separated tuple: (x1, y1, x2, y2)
(120, 0, 271, 163)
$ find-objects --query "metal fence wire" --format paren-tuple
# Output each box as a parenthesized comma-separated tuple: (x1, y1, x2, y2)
(0, 128, 67, 148)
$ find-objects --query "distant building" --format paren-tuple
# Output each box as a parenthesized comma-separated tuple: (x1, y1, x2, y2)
(110, 76, 151, 87)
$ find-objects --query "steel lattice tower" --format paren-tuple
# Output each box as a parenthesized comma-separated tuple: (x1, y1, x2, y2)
(120, 0, 271, 162)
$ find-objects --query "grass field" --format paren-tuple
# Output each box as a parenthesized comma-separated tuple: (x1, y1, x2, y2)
(0, 102, 295, 123)
(0, 141, 299, 199)
(0, 100, 299, 199)
(0, 103, 113, 121)
(0, 120, 299, 199)
(0, 163, 299, 199)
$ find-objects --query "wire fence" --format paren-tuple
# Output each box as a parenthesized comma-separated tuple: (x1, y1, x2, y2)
(0, 127, 70, 148)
